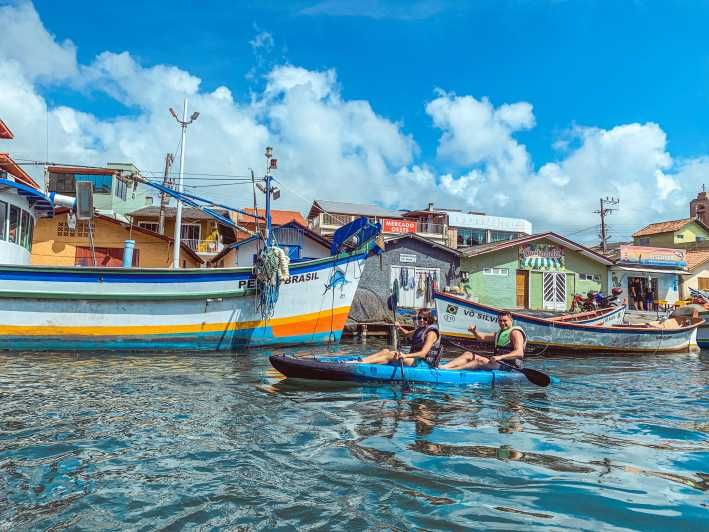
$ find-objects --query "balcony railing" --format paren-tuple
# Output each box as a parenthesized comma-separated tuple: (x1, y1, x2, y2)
(413, 222, 447, 236)
(183, 239, 224, 254)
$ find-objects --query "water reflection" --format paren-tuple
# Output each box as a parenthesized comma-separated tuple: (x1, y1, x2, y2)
(0, 343, 707, 530)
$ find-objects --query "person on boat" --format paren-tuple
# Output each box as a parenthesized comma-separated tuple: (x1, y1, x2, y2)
(357, 309, 442, 368)
(440, 311, 525, 371)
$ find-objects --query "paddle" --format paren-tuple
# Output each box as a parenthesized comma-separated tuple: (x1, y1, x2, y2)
(388, 282, 407, 387)
(448, 340, 551, 387)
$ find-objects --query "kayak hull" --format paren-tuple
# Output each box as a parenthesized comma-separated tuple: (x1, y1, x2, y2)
(269, 354, 533, 386)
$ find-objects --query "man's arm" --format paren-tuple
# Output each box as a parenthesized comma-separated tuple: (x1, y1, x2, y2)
(467, 325, 496, 343)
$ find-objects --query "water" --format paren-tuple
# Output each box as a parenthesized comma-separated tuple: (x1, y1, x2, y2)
(1, 341, 707, 531)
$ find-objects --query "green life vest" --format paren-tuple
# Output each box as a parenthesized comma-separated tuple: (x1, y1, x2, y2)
(494, 326, 527, 353)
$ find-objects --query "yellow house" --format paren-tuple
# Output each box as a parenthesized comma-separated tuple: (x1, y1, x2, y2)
(32, 210, 203, 268)
(681, 249, 709, 298)
(633, 218, 709, 247)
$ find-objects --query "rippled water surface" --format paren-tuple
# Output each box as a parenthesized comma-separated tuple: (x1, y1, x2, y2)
(1, 341, 707, 530)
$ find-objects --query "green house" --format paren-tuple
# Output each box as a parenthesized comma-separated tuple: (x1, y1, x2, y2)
(459, 233, 613, 311)
(632, 218, 709, 247)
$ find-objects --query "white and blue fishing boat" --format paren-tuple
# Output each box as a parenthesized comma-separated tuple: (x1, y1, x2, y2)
(0, 136, 381, 351)
(434, 291, 701, 354)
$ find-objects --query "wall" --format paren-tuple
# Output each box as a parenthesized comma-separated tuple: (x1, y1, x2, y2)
(32, 216, 201, 268)
(356, 237, 460, 309)
(680, 266, 709, 299)
(634, 222, 709, 247)
(461, 246, 517, 308)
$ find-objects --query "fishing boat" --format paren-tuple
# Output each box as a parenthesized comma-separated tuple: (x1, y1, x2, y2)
(269, 354, 542, 386)
(434, 291, 702, 354)
(0, 133, 382, 351)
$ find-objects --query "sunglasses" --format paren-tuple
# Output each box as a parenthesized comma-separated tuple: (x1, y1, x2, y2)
(416, 316, 427, 321)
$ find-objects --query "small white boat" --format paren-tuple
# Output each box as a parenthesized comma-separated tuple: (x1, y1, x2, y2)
(434, 291, 701, 354)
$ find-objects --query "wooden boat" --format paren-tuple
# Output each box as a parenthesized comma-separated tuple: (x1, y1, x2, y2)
(434, 291, 702, 354)
(0, 252, 370, 352)
(269, 354, 541, 386)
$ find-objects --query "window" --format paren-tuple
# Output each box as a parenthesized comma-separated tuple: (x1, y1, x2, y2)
(490, 230, 517, 243)
(20, 210, 31, 250)
(579, 273, 600, 281)
(145, 196, 154, 206)
(76, 174, 113, 194)
(8, 205, 19, 243)
(676, 234, 684, 240)
(0, 200, 6, 240)
(457, 228, 487, 247)
(483, 267, 509, 276)
(114, 177, 129, 200)
(699, 278, 709, 291)
(138, 222, 160, 233)
(48, 172, 76, 194)
(638, 237, 650, 245)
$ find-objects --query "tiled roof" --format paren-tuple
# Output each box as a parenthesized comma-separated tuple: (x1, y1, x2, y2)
(239, 208, 306, 226)
(128, 206, 228, 221)
(632, 218, 694, 237)
(686, 250, 709, 270)
(308, 200, 402, 219)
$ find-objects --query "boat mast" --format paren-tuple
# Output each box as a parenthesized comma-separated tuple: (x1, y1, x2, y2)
(264, 146, 275, 247)
(169, 98, 199, 268)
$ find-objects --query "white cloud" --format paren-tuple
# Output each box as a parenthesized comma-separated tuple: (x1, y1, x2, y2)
(1, 1, 707, 242)
(300, 0, 447, 21)
(250, 30, 274, 51)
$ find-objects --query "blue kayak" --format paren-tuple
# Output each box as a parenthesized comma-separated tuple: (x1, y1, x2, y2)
(269, 354, 540, 386)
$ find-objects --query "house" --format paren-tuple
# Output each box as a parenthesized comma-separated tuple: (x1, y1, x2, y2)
(32, 209, 202, 268)
(231, 207, 307, 240)
(632, 218, 709, 247)
(46, 163, 154, 219)
(307, 199, 405, 236)
(459, 232, 613, 311)
(128, 206, 236, 261)
(208, 221, 332, 268)
(353, 234, 461, 314)
(404, 203, 532, 249)
(677, 249, 709, 299)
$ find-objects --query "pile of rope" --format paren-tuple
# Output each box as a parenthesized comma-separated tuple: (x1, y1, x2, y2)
(254, 246, 290, 320)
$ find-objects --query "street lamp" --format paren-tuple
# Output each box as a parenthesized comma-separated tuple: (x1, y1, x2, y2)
(169, 98, 199, 269)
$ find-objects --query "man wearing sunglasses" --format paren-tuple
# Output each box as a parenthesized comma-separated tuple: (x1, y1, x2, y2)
(357, 309, 442, 368)
(440, 311, 526, 371)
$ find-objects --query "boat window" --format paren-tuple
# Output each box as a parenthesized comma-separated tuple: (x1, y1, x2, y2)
(8, 205, 19, 244)
(26, 214, 34, 251)
(0, 200, 6, 241)
(20, 210, 30, 250)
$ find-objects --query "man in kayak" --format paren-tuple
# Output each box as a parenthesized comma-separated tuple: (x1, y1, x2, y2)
(357, 309, 443, 368)
(440, 311, 525, 371)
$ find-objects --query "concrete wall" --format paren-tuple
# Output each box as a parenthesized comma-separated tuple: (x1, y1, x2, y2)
(32, 216, 201, 268)
(356, 237, 460, 309)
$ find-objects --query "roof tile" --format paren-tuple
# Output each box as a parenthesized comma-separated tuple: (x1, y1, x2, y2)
(632, 218, 694, 237)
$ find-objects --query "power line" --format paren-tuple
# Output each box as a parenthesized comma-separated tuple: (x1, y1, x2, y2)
(594, 196, 620, 253)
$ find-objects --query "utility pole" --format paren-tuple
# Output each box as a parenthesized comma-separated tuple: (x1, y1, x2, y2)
(169, 98, 199, 268)
(595, 196, 620, 253)
(158, 152, 174, 235)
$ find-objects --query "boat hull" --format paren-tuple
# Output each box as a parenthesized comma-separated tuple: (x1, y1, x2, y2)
(435, 291, 700, 354)
(269, 354, 532, 386)
(0, 253, 367, 351)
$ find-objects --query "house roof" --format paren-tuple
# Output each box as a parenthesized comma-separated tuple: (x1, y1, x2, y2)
(236, 207, 306, 226)
(0, 153, 40, 189)
(47, 165, 117, 176)
(632, 218, 708, 237)
(307, 200, 402, 220)
(53, 207, 203, 264)
(460, 232, 614, 265)
(128, 206, 229, 221)
(685, 249, 709, 271)
(384, 233, 461, 256)
(208, 220, 332, 265)
(0, 119, 13, 139)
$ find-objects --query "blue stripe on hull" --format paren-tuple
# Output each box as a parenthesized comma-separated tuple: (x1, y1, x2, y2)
(697, 339, 709, 348)
(0, 329, 344, 352)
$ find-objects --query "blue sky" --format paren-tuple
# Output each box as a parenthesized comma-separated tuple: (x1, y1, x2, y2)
(3, 0, 709, 240)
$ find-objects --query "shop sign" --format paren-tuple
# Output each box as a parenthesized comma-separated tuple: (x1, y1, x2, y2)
(383, 218, 416, 234)
(619, 245, 687, 267)
(519, 243, 565, 270)
(399, 253, 417, 263)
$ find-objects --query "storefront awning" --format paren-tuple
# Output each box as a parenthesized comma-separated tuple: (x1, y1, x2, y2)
(612, 266, 690, 275)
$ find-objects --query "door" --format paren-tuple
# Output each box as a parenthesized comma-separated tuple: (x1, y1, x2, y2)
(515, 270, 529, 308)
(543, 272, 567, 311)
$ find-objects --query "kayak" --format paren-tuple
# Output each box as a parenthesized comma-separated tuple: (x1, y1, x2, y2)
(269, 354, 539, 386)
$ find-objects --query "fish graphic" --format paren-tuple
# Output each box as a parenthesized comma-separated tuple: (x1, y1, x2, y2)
(324, 268, 349, 294)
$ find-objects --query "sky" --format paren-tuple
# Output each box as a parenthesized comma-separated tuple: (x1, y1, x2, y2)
(2, 0, 709, 243)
